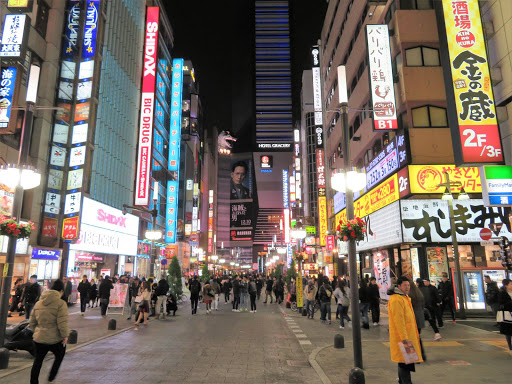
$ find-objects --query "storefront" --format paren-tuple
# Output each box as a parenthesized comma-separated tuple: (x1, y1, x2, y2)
(67, 197, 139, 281)
(28, 247, 62, 289)
(0, 235, 30, 289)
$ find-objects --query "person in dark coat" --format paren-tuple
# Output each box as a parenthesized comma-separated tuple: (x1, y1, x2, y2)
(189, 276, 201, 315)
(62, 277, 72, 304)
(485, 275, 500, 318)
(368, 277, 381, 326)
(223, 278, 232, 303)
(8, 278, 24, 317)
(498, 278, 512, 350)
(359, 279, 370, 329)
(155, 277, 170, 319)
(438, 273, 456, 325)
(166, 292, 178, 316)
(88, 279, 98, 308)
(417, 279, 442, 340)
(98, 276, 114, 317)
(22, 275, 41, 319)
(77, 275, 91, 315)
(232, 276, 241, 311)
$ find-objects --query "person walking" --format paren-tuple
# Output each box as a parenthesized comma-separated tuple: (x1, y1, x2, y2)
(304, 279, 318, 319)
(438, 273, 456, 325)
(498, 278, 512, 350)
(135, 282, 151, 325)
(319, 277, 333, 325)
(417, 279, 442, 341)
(62, 277, 72, 304)
(264, 276, 274, 304)
(275, 276, 285, 304)
(29, 279, 69, 384)
(249, 277, 257, 313)
(485, 275, 500, 319)
(256, 275, 263, 300)
(232, 275, 241, 312)
(409, 279, 427, 359)
(189, 276, 201, 315)
(240, 276, 249, 312)
(98, 275, 114, 317)
(8, 278, 24, 317)
(211, 278, 221, 311)
(368, 277, 381, 326)
(89, 279, 98, 308)
(359, 279, 370, 329)
(77, 275, 91, 316)
(203, 281, 214, 314)
(22, 275, 41, 319)
(334, 280, 351, 329)
(388, 276, 423, 384)
(223, 278, 232, 303)
(126, 277, 141, 320)
(155, 277, 169, 320)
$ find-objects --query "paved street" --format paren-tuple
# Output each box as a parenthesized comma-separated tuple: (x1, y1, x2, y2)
(1, 297, 511, 383)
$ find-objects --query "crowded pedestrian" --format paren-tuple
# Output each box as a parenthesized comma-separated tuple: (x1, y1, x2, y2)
(127, 277, 141, 320)
(359, 279, 370, 329)
(264, 276, 274, 304)
(240, 276, 249, 311)
(155, 276, 169, 320)
(438, 273, 456, 325)
(249, 276, 257, 313)
(189, 276, 201, 315)
(388, 276, 423, 384)
(77, 275, 91, 316)
(417, 279, 442, 341)
(232, 275, 241, 312)
(304, 279, 318, 319)
(8, 278, 24, 317)
(368, 277, 381, 326)
(98, 275, 114, 317)
(319, 277, 333, 325)
(22, 275, 41, 319)
(135, 282, 151, 325)
(29, 279, 69, 384)
(334, 280, 351, 329)
(203, 281, 214, 314)
(409, 278, 426, 359)
(256, 275, 263, 300)
(211, 278, 221, 311)
(498, 278, 512, 350)
(223, 277, 232, 303)
(89, 279, 98, 308)
(485, 275, 500, 319)
(275, 276, 285, 304)
(62, 277, 72, 304)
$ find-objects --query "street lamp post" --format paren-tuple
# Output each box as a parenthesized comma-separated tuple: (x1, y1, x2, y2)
(0, 64, 42, 367)
(437, 171, 469, 320)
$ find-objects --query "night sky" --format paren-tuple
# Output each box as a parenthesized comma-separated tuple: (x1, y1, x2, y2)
(166, 0, 328, 145)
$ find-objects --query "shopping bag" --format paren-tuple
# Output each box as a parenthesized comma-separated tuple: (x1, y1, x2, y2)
(497, 310, 512, 323)
(398, 340, 420, 364)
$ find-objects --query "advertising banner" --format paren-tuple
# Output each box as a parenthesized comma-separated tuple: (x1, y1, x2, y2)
(108, 283, 128, 308)
(135, 7, 159, 206)
(437, 0, 503, 165)
(0, 14, 30, 61)
(82, 1, 99, 59)
(373, 250, 391, 300)
(229, 157, 254, 242)
(366, 24, 398, 131)
(401, 199, 512, 243)
(168, 58, 184, 171)
(480, 165, 512, 206)
(356, 201, 402, 251)
(318, 196, 327, 246)
(0, 67, 17, 131)
(408, 164, 481, 194)
(296, 275, 303, 308)
(165, 180, 178, 244)
(426, 247, 449, 284)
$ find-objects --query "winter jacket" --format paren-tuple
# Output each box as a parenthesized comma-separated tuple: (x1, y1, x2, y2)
(211, 281, 221, 294)
(410, 290, 425, 330)
(77, 281, 91, 298)
(275, 280, 285, 293)
(240, 281, 248, 294)
(99, 279, 114, 299)
(368, 284, 380, 303)
(388, 287, 423, 364)
(304, 284, 318, 301)
(265, 279, 274, 291)
(29, 290, 69, 345)
(485, 281, 500, 305)
(202, 284, 214, 303)
(498, 288, 512, 336)
(438, 280, 454, 300)
(89, 283, 97, 300)
(359, 286, 370, 304)
(223, 281, 231, 293)
(189, 280, 201, 296)
(333, 287, 350, 307)
(318, 283, 333, 303)
(155, 279, 169, 296)
(23, 282, 41, 304)
(232, 280, 241, 295)
(248, 281, 257, 294)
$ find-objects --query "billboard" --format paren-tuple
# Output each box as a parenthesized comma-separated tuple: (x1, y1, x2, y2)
(436, 0, 503, 165)
(408, 164, 482, 194)
(135, 7, 159, 206)
(0, 14, 30, 61)
(82, 1, 100, 59)
(312, 46, 322, 125)
(229, 157, 254, 242)
(366, 24, 398, 131)
(0, 67, 17, 130)
(480, 165, 512, 206)
(168, 58, 184, 171)
(165, 180, 178, 243)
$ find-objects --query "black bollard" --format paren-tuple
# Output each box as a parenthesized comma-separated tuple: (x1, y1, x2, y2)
(334, 334, 344, 349)
(68, 330, 78, 344)
(108, 319, 117, 330)
(302, 308, 307, 316)
(0, 348, 9, 369)
(348, 367, 365, 384)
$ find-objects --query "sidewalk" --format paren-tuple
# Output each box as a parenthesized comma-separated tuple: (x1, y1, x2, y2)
(282, 303, 512, 384)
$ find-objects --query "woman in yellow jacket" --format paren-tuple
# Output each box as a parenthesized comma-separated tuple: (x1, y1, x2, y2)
(388, 276, 423, 384)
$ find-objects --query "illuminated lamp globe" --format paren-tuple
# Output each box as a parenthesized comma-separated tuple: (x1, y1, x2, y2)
(145, 229, 162, 240)
(458, 187, 470, 200)
(0, 165, 41, 190)
(291, 222, 307, 240)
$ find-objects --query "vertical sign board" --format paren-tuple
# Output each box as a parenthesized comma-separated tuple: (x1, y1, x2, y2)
(436, 0, 503, 165)
(0, 14, 30, 62)
(316, 149, 327, 246)
(165, 180, 178, 243)
(311, 46, 322, 125)
(283, 169, 290, 244)
(208, 190, 214, 254)
(0, 67, 17, 131)
(366, 24, 398, 131)
(166, 58, 184, 244)
(481, 166, 512, 206)
(135, 7, 159, 206)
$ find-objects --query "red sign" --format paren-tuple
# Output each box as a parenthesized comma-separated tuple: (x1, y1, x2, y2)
(135, 7, 159, 205)
(41, 217, 58, 238)
(62, 217, 79, 240)
(479, 228, 492, 241)
(326, 235, 335, 251)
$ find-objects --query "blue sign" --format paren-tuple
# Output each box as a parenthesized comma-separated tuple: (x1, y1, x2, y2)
(0, 67, 17, 129)
(168, 58, 184, 171)
(82, 0, 99, 59)
(31, 248, 61, 260)
(282, 169, 289, 208)
(63, 1, 81, 59)
(165, 180, 178, 244)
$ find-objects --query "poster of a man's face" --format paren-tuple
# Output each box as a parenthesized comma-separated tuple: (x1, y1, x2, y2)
(230, 161, 251, 200)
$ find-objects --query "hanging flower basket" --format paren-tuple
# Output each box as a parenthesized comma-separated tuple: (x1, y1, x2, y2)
(336, 217, 366, 242)
(0, 215, 35, 239)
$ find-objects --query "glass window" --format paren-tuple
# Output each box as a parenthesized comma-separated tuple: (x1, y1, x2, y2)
(447, 245, 474, 268)
(406, 47, 440, 66)
(412, 106, 448, 127)
(423, 47, 440, 66)
(406, 47, 423, 66)
(35, 1, 50, 38)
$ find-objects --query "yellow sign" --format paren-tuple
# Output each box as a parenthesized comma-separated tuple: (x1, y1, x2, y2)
(442, 0, 503, 164)
(3, 263, 8, 277)
(8, 0, 30, 6)
(335, 173, 399, 224)
(296, 275, 303, 308)
(318, 196, 327, 246)
(408, 164, 481, 194)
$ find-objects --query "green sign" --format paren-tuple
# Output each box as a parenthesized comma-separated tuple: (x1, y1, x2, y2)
(305, 226, 316, 235)
(481, 166, 512, 207)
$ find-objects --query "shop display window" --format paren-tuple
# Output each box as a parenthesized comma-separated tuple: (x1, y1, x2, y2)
(484, 245, 503, 269)
(447, 245, 474, 268)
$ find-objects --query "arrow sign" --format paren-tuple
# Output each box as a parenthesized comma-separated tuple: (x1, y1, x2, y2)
(489, 223, 503, 237)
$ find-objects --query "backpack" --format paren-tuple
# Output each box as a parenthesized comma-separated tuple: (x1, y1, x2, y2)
(190, 281, 200, 295)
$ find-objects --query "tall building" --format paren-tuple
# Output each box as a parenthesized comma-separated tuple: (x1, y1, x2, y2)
(254, 0, 293, 150)
(319, 0, 511, 305)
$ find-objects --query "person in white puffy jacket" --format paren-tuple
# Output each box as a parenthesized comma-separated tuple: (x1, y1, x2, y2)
(333, 280, 351, 329)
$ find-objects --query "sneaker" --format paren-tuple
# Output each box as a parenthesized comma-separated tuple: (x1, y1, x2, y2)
(250, 310, 254, 313)
(373, 322, 378, 326)
(232, 309, 235, 312)
(434, 333, 442, 341)
(348, 322, 352, 328)
(452, 320, 456, 324)
(328, 321, 331, 325)
(340, 326, 344, 329)
(438, 324, 444, 328)
(254, 310, 257, 313)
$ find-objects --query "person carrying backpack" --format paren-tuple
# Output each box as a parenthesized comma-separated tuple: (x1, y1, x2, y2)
(189, 276, 201, 315)
(319, 277, 333, 325)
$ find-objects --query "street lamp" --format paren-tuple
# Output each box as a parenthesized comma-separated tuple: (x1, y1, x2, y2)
(291, 221, 307, 240)
(437, 172, 469, 319)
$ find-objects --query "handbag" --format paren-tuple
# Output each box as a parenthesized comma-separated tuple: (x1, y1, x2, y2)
(134, 295, 143, 303)
(497, 310, 512, 323)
